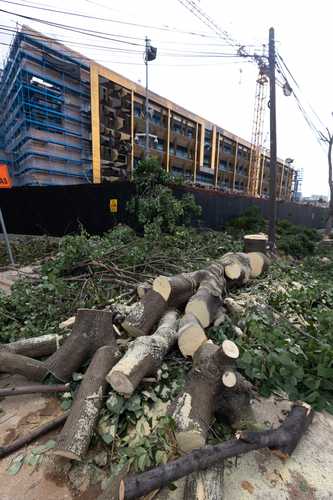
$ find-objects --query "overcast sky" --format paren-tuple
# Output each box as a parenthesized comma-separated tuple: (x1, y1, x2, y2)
(0, 0, 331, 196)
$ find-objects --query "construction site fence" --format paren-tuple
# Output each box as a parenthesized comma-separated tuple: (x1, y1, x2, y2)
(0, 181, 327, 237)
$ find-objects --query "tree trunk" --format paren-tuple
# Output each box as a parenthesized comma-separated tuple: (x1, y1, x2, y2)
(325, 132, 333, 238)
(244, 234, 268, 254)
(220, 252, 252, 287)
(121, 290, 168, 337)
(171, 340, 239, 453)
(136, 282, 151, 299)
(0, 351, 48, 381)
(247, 252, 270, 278)
(215, 374, 253, 426)
(102, 403, 313, 500)
(1, 333, 62, 358)
(178, 313, 207, 358)
(184, 464, 224, 500)
(107, 310, 179, 396)
(152, 270, 209, 306)
(53, 345, 120, 461)
(44, 309, 117, 382)
(185, 262, 226, 328)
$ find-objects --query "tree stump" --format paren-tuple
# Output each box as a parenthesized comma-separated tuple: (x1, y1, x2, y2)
(244, 234, 268, 254)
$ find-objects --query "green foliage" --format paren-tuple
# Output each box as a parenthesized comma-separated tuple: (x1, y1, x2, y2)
(226, 206, 266, 234)
(277, 220, 321, 258)
(0, 236, 58, 267)
(127, 158, 201, 237)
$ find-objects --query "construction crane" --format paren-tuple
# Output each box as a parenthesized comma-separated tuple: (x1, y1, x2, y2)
(176, 0, 268, 197)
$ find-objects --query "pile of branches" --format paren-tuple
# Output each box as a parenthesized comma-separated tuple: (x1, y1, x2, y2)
(0, 247, 314, 500)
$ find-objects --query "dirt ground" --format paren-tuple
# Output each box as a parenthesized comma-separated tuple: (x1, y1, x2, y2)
(1, 374, 333, 500)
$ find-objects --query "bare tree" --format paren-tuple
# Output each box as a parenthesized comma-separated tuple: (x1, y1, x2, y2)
(320, 128, 333, 238)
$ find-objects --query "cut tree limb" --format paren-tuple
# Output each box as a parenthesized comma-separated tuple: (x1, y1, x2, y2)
(53, 344, 120, 461)
(137, 282, 151, 299)
(0, 351, 48, 381)
(171, 340, 239, 453)
(153, 270, 208, 307)
(220, 253, 252, 288)
(185, 262, 226, 328)
(0, 412, 68, 459)
(121, 290, 168, 337)
(99, 403, 313, 500)
(1, 334, 62, 358)
(107, 310, 179, 396)
(178, 313, 207, 358)
(44, 309, 117, 382)
(184, 464, 224, 500)
(247, 252, 270, 278)
(0, 383, 69, 397)
(215, 374, 253, 426)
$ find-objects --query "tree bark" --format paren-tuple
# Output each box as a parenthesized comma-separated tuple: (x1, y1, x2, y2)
(244, 234, 268, 254)
(53, 345, 120, 461)
(178, 313, 207, 358)
(223, 297, 245, 319)
(136, 282, 151, 299)
(1, 333, 62, 358)
(220, 253, 252, 287)
(152, 270, 209, 306)
(184, 464, 224, 500)
(0, 351, 48, 381)
(325, 132, 333, 238)
(101, 403, 313, 500)
(107, 310, 179, 396)
(185, 262, 226, 328)
(44, 309, 117, 382)
(171, 340, 239, 453)
(0, 413, 68, 459)
(215, 374, 253, 426)
(121, 290, 168, 337)
(0, 383, 69, 397)
(247, 252, 270, 278)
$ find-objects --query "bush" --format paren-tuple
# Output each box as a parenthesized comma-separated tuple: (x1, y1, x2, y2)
(225, 206, 266, 234)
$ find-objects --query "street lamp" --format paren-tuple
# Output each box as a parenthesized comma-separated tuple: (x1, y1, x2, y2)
(144, 37, 157, 159)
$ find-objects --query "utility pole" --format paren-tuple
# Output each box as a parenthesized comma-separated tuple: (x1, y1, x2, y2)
(268, 27, 277, 251)
(144, 36, 150, 159)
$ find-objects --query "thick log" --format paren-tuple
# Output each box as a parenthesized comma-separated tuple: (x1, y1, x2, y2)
(53, 345, 120, 461)
(247, 252, 270, 278)
(171, 340, 239, 453)
(153, 270, 208, 307)
(107, 310, 179, 396)
(1, 333, 62, 358)
(44, 309, 117, 382)
(220, 252, 252, 287)
(178, 313, 207, 358)
(0, 383, 69, 397)
(101, 403, 313, 500)
(0, 351, 48, 381)
(121, 290, 168, 337)
(0, 412, 68, 459)
(244, 233, 268, 254)
(185, 262, 226, 328)
(184, 464, 224, 500)
(136, 282, 151, 299)
(215, 374, 253, 426)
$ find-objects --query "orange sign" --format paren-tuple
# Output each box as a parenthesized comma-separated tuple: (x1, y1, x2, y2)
(0, 164, 12, 189)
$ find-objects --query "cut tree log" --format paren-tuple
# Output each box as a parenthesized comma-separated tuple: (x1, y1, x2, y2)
(59, 316, 75, 330)
(223, 297, 245, 319)
(244, 233, 268, 254)
(121, 290, 168, 337)
(136, 282, 151, 299)
(0, 351, 48, 381)
(0, 383, 69, 397)
(1, 333, 62, 358)
(153, 270, 209, 307)
(220, 252, 252, 288)
(101, 403, 313, 500)
(53, 344, 120, 461)
(44, 309, 117, 382)
(215, 374, 253, 426)
(184, 464, 224, 500)
(247, 252, 270, 278)
(0, 412, 69, 459)
(107, 310, 179, 396)
(177, 313, 207, 358)
(185, 262, 226, 328)
(171, 340, 239, 453)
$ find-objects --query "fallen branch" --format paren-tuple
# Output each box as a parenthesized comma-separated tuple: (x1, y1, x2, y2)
(177, 313, 207, 358)
(0, 412, 68, 459)
(1, 334, 62, 358)
(221, 252, 252, 288)
(0, 351, 48, 382)
(99, 403, 313, 500)
(0, 383, 69, 398)
(54, 345, 120, 461)
(44, 309, 117, 382)
(107, 310, 179, 396)
(121, 290, 167, 337)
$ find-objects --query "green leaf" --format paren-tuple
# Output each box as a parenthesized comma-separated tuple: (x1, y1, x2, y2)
(155, 450, 168, 465)
(31, 440, 56, 455)
(61, 399, 72, 411)
(137, 453, 147, 471)
(168, 483, 178, 491)
(7, 454, 25, 475)
(106, 394, 125, 415)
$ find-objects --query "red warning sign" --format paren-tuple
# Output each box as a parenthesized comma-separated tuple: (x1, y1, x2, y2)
(0, 164, 12, 189)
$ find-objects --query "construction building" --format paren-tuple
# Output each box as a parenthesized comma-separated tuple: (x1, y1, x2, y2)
(0, 26, 295, 199)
